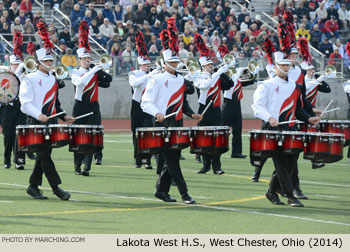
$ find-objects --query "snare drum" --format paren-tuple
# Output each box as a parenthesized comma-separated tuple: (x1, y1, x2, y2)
(93, 125, 104, 153)
(319, 133, 344, 163)
(69, 125, 94, 153)
(190, 126, 216, 154)
(214, 126, 230, 154)
(249, 130, 280, 158)
(16, 125, 47, 153)
(320, 120, 343, 134)
(167, 127, 191, 150)
(281, 131, 305, 155)
(48, 124, 71, 148)
(296, 122, 319, 132)
(304, 133, 331, 160)
(341, 121, 350, 146)
(136, 127, 166, 154)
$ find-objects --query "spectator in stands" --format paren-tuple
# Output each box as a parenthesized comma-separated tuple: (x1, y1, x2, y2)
(226, 8, 237, 24)
(8, 1, 19, 22)
(49, 0, 60, 9)
(120, 0, 133, 11)
(169, 0, 183, 16)
(211, 30, 221, 51)
(134, 3, 148, 25)
(115, 20, 125, 38)
(107, 33, 121, 54)
(296, 23, 311, 41)
(150, 19, 161, 37)
(327, 2, 339, 21)
(186, 0, 195, 16)
(308, 2, 317, 21)
(158, 3, 171, 22)
(77, 0, 86, 16)
(61, 48, 77, 71)
(240, 15, 251, 34)
(0, 21, 11, 41)
(238, 7, 249, 25)
(217, 21, 227, 35)
(286, 0, 297, 16)
(114, 5, 123, 22)
(325, 15, 339, 40)
(184, 16, 197, 34)
(344, 0, 350, 10)
(59, 27, 71, 44)
(328, 46, 342, 71)
(148, 34, 161, 51)
(124, 6, 135, 23)
(182, 28, 193, 47)
(195, 0, 206, 16)
(201, 28, 211, 44)
(252, 15, 263, 30)
(70, 4, 83, 33)
(250, 23, 261, 37)
(23, 18, 34, 33)
(212, 13, 222, 31)
(296, 0, 310, 20)
(333, 38, 345, 57)
(99, 18, 114, 44)
(122, 43, 136, 72)
(178, 41, 188, 58)
(11, 17, 24, 33)
(316, 2, 328, 23)
(0, 1, 4, 18)
(18, 9, 27, 25)
(301, 15, 311, 30)
(198, 14, 214, 33)
(83, 10, 93, 25)
(110, 42, 123, 75)
(242, 43, 252, 58)
(57, 39, 66, 56)
(96, 11, 104, 26)
(148, 44, 159, 58)
(310, 24, 323, 49)
(102, 2, 115, 24)
(148, 6, 158, 26)
(338, 3, 350, 29)
(319, 36, 333, 57)
(87, 3, 97, 19)
(223, 1, 231, 17)
(326, 0, 340, 10)
(245, 35, 257, 53)
(20, 0, 32, 21)
(273, 0, 285, 19)
(33, 10, 42, 29)
(23, 25, 34, 44)
(62, 0, 74, 17)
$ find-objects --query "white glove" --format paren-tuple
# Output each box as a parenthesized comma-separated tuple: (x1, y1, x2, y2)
(218, 64, 229, 75)
(300, 61, 309, 70)
(149, 68, 160, 76)
(92, 65, 103, 73)
(317, 74, 327, 82)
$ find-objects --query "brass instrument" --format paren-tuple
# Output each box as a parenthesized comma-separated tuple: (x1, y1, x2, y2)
(185, 57, 198, 67)
(225, 66, 237, 78)
(98, 54, 112, 69)
(54, 64, 68, 79)
(24, 56, 37, 73)
(247, 59, 259, 74)
(217, 54, 236, 68)
(314, 65, 344, 79)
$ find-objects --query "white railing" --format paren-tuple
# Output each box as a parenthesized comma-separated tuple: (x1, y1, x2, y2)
(34, 0, 45, 14)
(89, 36, 108, 55)
(52, 7, 72, 35)
(0, 35, 14, 53)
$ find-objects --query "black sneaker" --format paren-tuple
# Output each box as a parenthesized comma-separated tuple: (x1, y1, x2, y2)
(293, 189, 308, 200)
(312, 162, 325, 169)
(231, 154, 247, 158)
(15, 164, 24, 170)
(27, 186, 48, 200)
(287, 197, 304, 207)
(95, 159, 102, 165)
(74, 166, 81, 175)
(53, 187, 70, 200)
(181, 192, 195, 204)
(265, 191, 284, 205)
(213, 169, 225, 175)
(195, 154, 202, 163)
(154, 190, 176, 202)
(197, 167, 210, 174)
(180, 156, 185, 160)
(82, 170, 90, 176)
(27, 152, 36, 160)
(251, 176, 259, 182)
(145, 164, 153, 169)
(4, 163, 11, 169)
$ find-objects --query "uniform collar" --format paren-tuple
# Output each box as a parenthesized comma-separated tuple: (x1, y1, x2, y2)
(276, 75, 289, 83)
(79, 67, 89, 73)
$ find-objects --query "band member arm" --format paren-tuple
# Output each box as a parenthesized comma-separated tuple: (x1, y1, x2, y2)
(19, 77, 42, 120)
(55, 93, 67, 120)
(141, 77, 161, 117)
(295, 96, 311, 123)
(343, 80, 350, 93)
(251, 82, 272, 122)
(318, 81, 331, 93)
(194, 70, 222, 90)
(128, 72, 149, 88)
(220, 73, 235, 90)
(182, 93, 195, 117)
(71, 68, 100, 87)
(97, 70, 112, 87)
(14, 63, 25, 79)
(184, 79, 195, 94)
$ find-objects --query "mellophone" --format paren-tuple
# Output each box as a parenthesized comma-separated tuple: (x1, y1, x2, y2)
(16, 124, 104, 153)
(249, 120, 350, 164)
(136, 126, 230, 155)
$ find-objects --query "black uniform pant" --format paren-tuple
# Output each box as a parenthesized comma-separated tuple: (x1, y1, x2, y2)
(1, 105, 26, 165)
(156, 149, 187, 195)
(72, 100, 101, 171)
(222, 97, 243, 155)
(131, 100, 153, 166)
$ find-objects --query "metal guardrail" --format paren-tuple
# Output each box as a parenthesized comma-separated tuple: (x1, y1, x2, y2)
(34, 0, 44, 14)
(52, 7, 72, 36)
(0, 34, 14, 54)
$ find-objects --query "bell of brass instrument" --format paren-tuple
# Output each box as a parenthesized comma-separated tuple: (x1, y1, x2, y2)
(188, 62, 201, 74)
(185, 57, 198, 67)
(24, 56, 37, 73)
(99, 54, 112, 69)
(55, 64, 68, 79)
(247, 59, 259, 74)
(225, 66, 237, 78)
(223, 54, 235, 65)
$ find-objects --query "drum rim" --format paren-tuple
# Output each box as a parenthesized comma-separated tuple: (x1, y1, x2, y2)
(216, 126, 230, 130)
(136, 127, 167, 131)
(48, 124, 71, 127)
(0, 70, 20, 104)
(191, 126, 217, 130)
(308, 132, 334, 136)
(71, 125, 95, 128)
(16, 125, 47, 129)
(168, 127, 191, 130)
(281, 131, 306, 135)
(249, 130, 281, 134)
(320, 120, 344, 123)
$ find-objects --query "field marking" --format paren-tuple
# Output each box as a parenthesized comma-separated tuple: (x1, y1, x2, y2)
(0, 200, 13, 203)
(312, 194, 341, 199)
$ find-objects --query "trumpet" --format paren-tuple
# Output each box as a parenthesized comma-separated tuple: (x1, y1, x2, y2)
(225, 66, 237, 78)
(149, 56, 164, 71)
(315, 65, 343, 79)
(24, 56, 37, 73)
(247, 59, 259, 74)
(217, 54, 236, 68)
(54, 64, 68, 79)
(89, 54, 112, 69)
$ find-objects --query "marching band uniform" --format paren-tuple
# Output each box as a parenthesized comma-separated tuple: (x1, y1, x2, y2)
(19, 39, 73, 200)
(305, 73, 331, 106)
(252, 52, 314, 207)
(71, 48, 112, 176)
(343, 80, 350, 160)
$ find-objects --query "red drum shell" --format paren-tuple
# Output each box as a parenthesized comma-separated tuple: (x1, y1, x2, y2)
(342, 121, 350, 146)
(320, 120, 343, 134)
(296, 122, 319, 132)
(190, 126, 216, 154)
(250, 130, 279, 158)
(304, 133, 331, 160)
(69, 125, 94, 153)
(137, 127, 165, 154)
(93, 125, 104, 153)
(214, 126, 230, 154)
(319, 134, 344, 163)
(168, 127, 191, 150)
(48, 124, 70, 148)
(16, 125, 47, 153)
(281, 131, 305, 155)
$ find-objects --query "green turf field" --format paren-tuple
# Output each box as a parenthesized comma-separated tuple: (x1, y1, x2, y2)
(0, 133, 349, 234)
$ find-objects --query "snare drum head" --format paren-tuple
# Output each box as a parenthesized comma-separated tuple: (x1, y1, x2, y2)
(191, 126, 217, 131)
(168, 127, 190, 131)
(136, 127, 167, 132)
(71, 124, 93, 128)
(0, 71, 19, 104)
(281, 131, 305, 135)
(48, 124, 70, 128)
(249, 130, 280, 134)
(216, 126, 230, 130)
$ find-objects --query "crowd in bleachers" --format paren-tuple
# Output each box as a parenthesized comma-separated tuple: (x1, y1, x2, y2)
(0, 0, 349, 74)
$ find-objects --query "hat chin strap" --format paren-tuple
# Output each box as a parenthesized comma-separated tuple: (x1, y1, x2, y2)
(276, 64, 290, 75)
(39, 60, 52, 70)
(164, 61, 178, 71)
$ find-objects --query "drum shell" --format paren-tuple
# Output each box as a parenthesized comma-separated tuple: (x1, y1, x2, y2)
(249, 130, 279, 158)
(93, 125, 104, 153)
(168, 127, 190, 150)
(320, 120, 343, 134)
(342, 121, 350, 146)
(69, 125, 94, 153)
(48, 124, 71, 148)
(190, 127, 216, 154)
(318, 134, 344, 163)
(296, 122, 319, 132)
(214, 126, 230, 154)
(137, 127, 165, 154)
(281, 131, 305, 155)
(16, 125, 47, 153)
(304, 133, 331, 160)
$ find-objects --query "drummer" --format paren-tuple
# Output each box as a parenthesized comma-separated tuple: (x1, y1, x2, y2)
(19, 22, 75, 200)
(252, 51, 320, 207)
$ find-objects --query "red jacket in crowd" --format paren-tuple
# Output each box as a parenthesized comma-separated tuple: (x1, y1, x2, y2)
(328, 52, 342, 65)
(325, 19, 339, 32)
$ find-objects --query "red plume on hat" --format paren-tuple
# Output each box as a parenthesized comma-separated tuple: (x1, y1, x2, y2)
(278, 21, 292, 56)
(262, 38, 276, 65)
(298, 38, 312, 64)
(346, 41, 350, 58)
(36, 22, 54, 53)
(167, 17, 179, 56)
(13, 31, 23, 61)
(194, 33, 210, 59)
(135, 31, 149, 60)
(160, 29, 170, 51)
(26, 42, 36, 56)
(78, 20, 90, 53)
(218, 44, 229, 58)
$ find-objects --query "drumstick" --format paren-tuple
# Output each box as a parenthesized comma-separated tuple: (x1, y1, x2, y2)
(74, 112, 94, 120)
(321, 100, 333, 117)
(278, 120, 301, 125)
(155, 111, 177, 122)
(322, 107, 340, 114)
(48, 111, 66, 119)
(201, 100, 213, 116)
